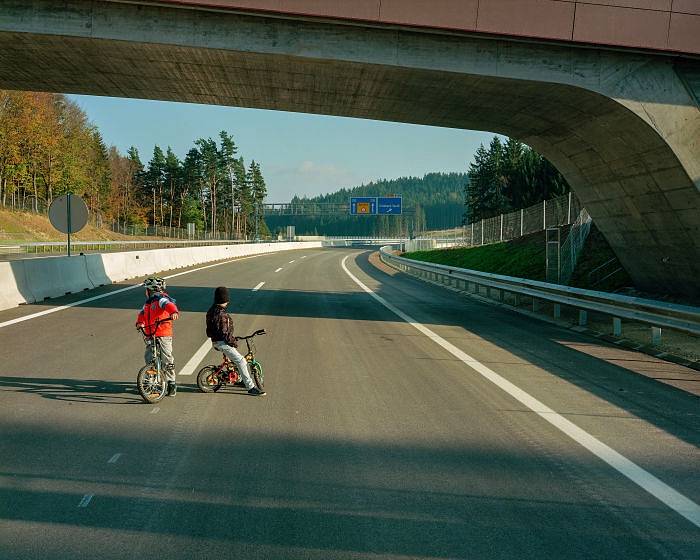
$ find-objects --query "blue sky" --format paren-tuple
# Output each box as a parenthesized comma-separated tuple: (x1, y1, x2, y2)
(70, 95, 496, 202)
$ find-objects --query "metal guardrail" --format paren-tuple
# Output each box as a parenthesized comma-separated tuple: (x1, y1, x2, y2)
(380, 247, 700, 345)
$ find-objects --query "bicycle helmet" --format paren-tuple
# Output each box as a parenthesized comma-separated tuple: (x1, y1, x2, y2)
(144, 276, 166, 292)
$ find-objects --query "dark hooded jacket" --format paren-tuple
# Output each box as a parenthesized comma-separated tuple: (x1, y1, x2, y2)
(206, 304, 237, 347)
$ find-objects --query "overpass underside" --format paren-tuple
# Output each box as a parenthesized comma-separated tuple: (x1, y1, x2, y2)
(1, 1, 699, 296)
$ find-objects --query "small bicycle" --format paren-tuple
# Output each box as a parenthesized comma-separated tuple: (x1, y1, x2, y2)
(136, 317, 173, 404)
(197, 329, 266, 393)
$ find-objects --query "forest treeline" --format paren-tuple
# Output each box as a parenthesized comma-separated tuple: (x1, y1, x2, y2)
(266, 173, 468, 236)
(465, 136, 570, 223)
(0, 90, 268, 238)
(1, 90, 570, 239)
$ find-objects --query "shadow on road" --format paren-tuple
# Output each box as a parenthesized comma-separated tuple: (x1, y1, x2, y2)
(0, 430, 697, 559)
(350, 251, 700, 451)
(0, 376, 200, 404)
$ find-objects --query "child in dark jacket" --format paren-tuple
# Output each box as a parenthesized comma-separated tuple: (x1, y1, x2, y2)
(206, 286, 266, 397)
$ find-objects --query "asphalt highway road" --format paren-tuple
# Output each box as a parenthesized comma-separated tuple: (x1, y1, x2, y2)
(0, 248, 698, 559)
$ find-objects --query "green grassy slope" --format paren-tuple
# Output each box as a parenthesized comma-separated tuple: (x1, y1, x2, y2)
(405, 230, 548, 281)
(404, 224, 632, 292)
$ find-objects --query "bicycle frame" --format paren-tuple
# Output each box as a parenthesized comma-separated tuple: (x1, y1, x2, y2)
(207, 329, 266, 386)
(138, 317, 173, 374)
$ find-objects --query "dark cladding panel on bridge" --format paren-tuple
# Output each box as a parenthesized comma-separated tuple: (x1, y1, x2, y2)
(128, 0, 700, 55)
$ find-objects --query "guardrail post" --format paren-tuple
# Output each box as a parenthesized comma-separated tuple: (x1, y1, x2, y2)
(500, 214, 504, 242)
(532, 298, 539, 312)
(553, 303, 561, 319)
(613, 317, 622, 336)
(578, 310, 588, 326)
(651, 326, 662, 346)
(513, 293, 520, 306)
(520, 208, 524, 236)
(481, 221, 484, 245)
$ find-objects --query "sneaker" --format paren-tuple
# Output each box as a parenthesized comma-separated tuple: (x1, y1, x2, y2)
(247, 387, 266, 397)
(167, 382, 177, 397)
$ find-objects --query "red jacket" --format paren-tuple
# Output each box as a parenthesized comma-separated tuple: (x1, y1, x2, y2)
(136, 292, 178, 337)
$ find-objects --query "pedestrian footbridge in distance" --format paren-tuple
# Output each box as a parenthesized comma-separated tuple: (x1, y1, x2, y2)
(1, 1, 699, 295)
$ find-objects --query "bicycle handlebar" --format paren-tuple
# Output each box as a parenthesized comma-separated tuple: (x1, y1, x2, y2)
(234, 329, 267, 341)
(137, 315, 175, 334)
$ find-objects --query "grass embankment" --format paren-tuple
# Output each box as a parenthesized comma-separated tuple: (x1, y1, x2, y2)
(0, 208, 162, 243)
(405, 230, 548, 281)
(404, 224, 631, 292)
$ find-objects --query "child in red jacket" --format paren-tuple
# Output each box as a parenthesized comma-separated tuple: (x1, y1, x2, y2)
(136, 276, 180, 396)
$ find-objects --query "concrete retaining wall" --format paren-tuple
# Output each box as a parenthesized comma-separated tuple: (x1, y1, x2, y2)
(0, 242, 321, 312)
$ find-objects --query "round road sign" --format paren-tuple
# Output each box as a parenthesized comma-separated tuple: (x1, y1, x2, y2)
(49, 194, 89, 234)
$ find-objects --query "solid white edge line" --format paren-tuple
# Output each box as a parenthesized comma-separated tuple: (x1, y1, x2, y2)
(340, 254, 700, 528)
(178, 339, 213, 377)
(275, 268, 283, 272)
(0, 253, 271, 330)
(253, 282, 265, 291)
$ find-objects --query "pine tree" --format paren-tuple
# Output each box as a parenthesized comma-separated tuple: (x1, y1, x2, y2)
(164, 147, 181, 229)
(218, 131, 238, 237)
(145, 145, 166, 226)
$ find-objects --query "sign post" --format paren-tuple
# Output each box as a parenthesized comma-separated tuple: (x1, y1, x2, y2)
(49, 194, 89, 256)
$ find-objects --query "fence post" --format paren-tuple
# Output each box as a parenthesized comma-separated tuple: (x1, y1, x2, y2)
(567, 191, 572, 223)
(471, 223, 474, 246)
(500, 214, 504, 242)
(543, 199, 547, 229)
(481, 220, 484, 245)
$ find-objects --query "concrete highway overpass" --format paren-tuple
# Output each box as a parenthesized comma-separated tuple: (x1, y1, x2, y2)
(1, 1, 699, 295)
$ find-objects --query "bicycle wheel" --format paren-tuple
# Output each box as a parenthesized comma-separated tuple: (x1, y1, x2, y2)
(197, 365, 220, 393)
(250, 361, 264, 390)
(137, 364, 167, 403)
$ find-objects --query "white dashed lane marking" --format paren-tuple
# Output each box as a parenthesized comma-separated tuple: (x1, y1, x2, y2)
(275, 268, 283, 273)
(107, 453, 122, 464)
(77, 494, 93, 508)
(253, 282, 265, 291)
(178, 339, 213, 377)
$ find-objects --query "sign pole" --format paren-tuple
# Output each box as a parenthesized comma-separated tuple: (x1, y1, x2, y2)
(67, 193, 72, 257)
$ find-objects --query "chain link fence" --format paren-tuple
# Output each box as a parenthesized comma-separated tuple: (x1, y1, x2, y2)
(404, 193, 593, 285)
(415, 192, 580, 248)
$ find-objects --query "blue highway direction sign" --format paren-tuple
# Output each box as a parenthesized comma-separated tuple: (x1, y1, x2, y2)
(378, 197, 402, 215)
(350, 197, 377, 215)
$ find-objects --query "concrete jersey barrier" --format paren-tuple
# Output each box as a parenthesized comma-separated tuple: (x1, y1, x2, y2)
(0, 241, 322, 312)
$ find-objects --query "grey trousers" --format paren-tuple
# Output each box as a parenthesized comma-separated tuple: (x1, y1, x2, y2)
(212, 341, 255, 389)
(145, 336, 175, 382)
